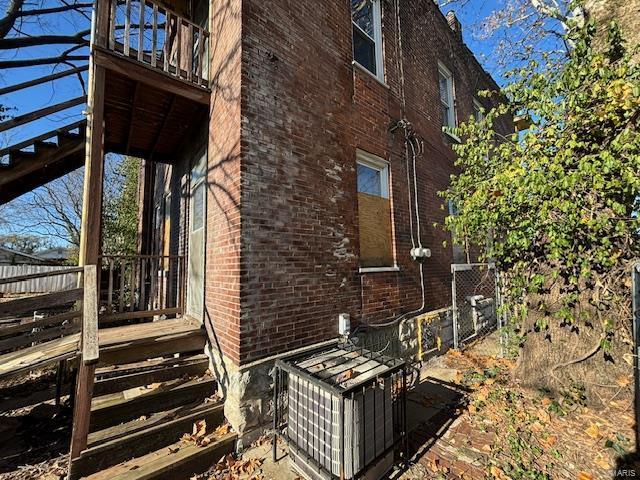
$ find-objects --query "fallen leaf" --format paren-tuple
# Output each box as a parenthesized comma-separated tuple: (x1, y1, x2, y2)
(168, 446, 180, 454)
(585, 424, 600, 439)
(544, 435, 558, 446)
(578, 472, 594, 480)
(214, 423, 231, 436)
(193, 420, 207, 438)
(616, 375, 632, 387)
(595, 457, 611, 469)
(336, 369, 355, 383)
(482, 443, 492, 452)
(541, 396, 552, 407)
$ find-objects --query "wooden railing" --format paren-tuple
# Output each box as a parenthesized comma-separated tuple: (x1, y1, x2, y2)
(70, 264, 99, 461)
(0, 267, 84, 356)
(98, 254, 185, 323)
(105, 0, 209, 87)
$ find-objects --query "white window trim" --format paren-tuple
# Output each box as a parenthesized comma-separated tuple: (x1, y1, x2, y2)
(356, 149, 389, 199)
(352, 0, 385, 83)
(438, 62, 456, 129)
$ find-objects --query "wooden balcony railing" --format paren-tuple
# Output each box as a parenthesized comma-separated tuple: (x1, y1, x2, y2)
(99, 254, 186, 323)
(105, 0, 209, 87)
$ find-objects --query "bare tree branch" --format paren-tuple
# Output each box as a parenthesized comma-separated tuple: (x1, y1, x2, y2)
(0, 29, 90, 49)
(0, 0, 26, 39)
(0, 54, 88, 68)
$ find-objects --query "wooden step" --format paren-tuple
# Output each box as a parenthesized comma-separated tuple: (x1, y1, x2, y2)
(96, 318, 205, 367)
(70, 401, 224, 479)
(90, 377, 217, 430)
(34, 140, 58, 154)
(8, 149, 35, 164)
(82, 431, 236, 480)
(94, 354, 209, 396)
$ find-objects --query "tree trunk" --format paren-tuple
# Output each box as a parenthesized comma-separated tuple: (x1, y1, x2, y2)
(512, 290, 634, 409)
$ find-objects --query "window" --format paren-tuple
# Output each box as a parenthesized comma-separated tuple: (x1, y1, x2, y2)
(351, 0, 384, 81)
(356, 150, 393, 267)
(448, 200, 468, 264)
(473, 99, 484, 122)
(438, 63, 456, 128)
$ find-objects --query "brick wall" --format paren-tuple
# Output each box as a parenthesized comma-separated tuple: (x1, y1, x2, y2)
(200, 0, 511, 365)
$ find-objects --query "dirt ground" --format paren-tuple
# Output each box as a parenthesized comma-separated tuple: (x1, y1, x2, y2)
(1, 335, 637, 480)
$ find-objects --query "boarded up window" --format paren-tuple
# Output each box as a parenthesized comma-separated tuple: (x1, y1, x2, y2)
(356, 151, 393, 267)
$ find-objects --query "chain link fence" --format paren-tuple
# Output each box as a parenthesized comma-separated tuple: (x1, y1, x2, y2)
(451, 263, 499, 349)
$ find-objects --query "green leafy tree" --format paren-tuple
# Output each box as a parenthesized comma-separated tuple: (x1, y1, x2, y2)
(442, 23, 639, 404)
(102, 156, 140, 255)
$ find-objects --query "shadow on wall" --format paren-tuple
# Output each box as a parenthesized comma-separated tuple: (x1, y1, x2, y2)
(199, 0, 242, 396)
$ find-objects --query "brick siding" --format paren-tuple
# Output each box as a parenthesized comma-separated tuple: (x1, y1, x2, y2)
(151, 0, 512, 366)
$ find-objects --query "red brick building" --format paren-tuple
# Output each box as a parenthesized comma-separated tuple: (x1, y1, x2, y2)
(140, 0, 511, 435)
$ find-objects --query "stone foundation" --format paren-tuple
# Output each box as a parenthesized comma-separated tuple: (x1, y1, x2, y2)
(205, 338, 339, 447)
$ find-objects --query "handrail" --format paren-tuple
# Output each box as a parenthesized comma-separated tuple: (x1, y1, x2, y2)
(82, 264, 99, 365)
(0, 96, 87, 134)
(0, 120, 86, 157)
(105, 0, 209, 87)
(0, 66, 89, 97)
(0, 266, 84, 286)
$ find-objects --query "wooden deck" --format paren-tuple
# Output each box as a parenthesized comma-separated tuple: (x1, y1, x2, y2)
(0, 318, 202, 381)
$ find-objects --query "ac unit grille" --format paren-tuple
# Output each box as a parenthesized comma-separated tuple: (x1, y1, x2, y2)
(274, 343, 407, 480)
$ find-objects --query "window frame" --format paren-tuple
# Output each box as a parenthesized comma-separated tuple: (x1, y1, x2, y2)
(473, 98, 484, 122)
(438, 62, 456, 128)
(356, 149, 389, 199)
(351, 0, 385, 83)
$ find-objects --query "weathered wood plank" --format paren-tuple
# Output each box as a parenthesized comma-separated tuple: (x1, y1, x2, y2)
(99, 307, 181, 323)
(0, 310, 80, 338)
(70, 402, 224, 478)
(90, 377, 217, 430)
(93, 355, 208, 395)
(83, 265, 99, 365)
(69, 361, 96, 459)
(0, 333, 80, 380)
(0, 289, 83, 318)
(0, 322, 80, 353)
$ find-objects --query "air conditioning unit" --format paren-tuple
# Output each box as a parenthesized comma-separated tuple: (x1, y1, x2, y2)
(274, 344, 407, 480)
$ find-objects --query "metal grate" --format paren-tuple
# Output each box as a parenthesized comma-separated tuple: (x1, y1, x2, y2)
(273, 342, 407, 480)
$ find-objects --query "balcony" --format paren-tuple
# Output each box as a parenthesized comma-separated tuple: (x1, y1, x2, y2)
(93, 0, 210, 162)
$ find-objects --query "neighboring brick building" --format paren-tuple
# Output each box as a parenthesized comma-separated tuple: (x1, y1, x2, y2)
(141, 0, 512, 437)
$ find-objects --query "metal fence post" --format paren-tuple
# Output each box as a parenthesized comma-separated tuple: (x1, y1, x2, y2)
(632, 264, 640, 453)
(451, 264, 459, 349)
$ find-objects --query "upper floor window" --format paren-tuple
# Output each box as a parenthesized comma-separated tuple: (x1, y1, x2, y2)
(473, 99, 484, 122)
(439, 63, 456, 128)
(352, 0, 384, 81)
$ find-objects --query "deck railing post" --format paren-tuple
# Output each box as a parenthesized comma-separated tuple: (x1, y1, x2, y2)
(69, 265, 99, 467)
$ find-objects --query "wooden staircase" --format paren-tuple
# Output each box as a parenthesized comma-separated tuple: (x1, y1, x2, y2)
(68, 318, 236, 480)
(0, 268, 235, 480)
(0, 119, 87, 205)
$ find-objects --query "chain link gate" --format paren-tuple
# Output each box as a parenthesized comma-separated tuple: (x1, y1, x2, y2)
(451, 263, 499, 349)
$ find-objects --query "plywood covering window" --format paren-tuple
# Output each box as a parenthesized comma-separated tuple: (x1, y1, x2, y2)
(357, 150, 393, 267)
